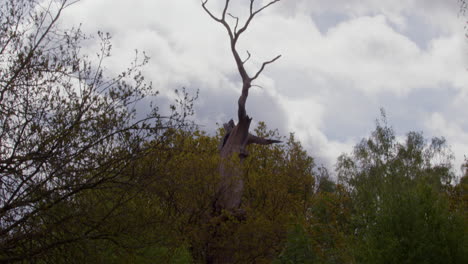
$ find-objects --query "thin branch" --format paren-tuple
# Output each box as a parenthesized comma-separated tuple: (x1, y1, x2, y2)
(200, 0, 282, 120)
(242, 50, 251, 64)
(228, 13, 239, 34)
(201, 0, 234, 40)
(250, 55, 281, 81)
(1, 0, 66, 102)
(247, 134, 281, 145)
(235, 0, 281, 41)
(201, 0, 222, 22)
(222, 0, 231, 20)
(64, 0, 81, 8)
(253, 0, 281, 17)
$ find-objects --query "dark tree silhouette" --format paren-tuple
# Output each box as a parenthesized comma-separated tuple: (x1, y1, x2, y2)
(201, 0, 282, 215)
(201, 1, 283, 263)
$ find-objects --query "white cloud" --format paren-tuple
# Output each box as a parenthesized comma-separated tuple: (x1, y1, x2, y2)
(61, 0, 468, 174)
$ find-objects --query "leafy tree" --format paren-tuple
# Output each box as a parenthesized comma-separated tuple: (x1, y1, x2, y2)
(124, 124, 315, 263)
(129, 128, 220, 263)
(337, 112, 467, 264)
(0, 0, 193, 261)
(231, 126, 315, 263)
(307, 183, 353, 263)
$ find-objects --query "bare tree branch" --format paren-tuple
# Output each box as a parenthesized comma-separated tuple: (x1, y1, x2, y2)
(64, 0, 81, 8)
(201, 0, 282, 123)
(235, 0, 281, 42)
(201, 0, 234, 41)
(242, 50, 251, 64)
(201, 0, 282, 86)
(222, 0, 231, 20)
(250, 55, 281, 82)
(0, 0, 66, 102)
(201, 0, 222, 22)
(253, 0, 281, 17)
(228, 13, 239, 34)
(247, 134, 281, 145)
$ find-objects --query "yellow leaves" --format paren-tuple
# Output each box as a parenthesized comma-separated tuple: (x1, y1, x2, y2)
(133, 123, 317, 262)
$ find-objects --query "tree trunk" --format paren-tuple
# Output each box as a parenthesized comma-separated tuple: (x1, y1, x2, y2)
(201, 1, 283, 262)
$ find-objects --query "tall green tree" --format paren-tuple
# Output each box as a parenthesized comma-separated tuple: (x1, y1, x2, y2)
(337, 112, 467, 264)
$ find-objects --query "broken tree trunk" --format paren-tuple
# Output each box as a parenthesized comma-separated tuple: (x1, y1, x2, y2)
(201, 1, 283, 263)
(201, 0, 282, 215)
(215, 87, 280, 213)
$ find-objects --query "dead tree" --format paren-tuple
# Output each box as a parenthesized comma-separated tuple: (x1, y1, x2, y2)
(202, 0, 282, 215)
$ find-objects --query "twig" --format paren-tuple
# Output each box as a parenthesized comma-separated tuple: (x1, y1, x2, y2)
(228, 13, 239, 34)
(242, 50, 251, 64)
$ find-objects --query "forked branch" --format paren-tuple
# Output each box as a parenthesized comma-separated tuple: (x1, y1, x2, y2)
(228, 13, 239, 34)
(201, 0, 234, 39)
(201, 0, 282, 85)
(202, 0, 282, 130)
(235, 0, 281, 40)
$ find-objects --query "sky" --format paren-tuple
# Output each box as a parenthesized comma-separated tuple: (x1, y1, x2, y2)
(62, 0, 468, 174)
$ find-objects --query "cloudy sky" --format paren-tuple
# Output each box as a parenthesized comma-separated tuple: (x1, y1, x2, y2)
(63, 0, 468, 173)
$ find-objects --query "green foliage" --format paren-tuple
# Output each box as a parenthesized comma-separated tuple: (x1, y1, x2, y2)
(117, 123, 317, 263)
(15, 110, 463, 263)
(1, 1, 466, 260)
(233, 124, 315, 263)
(337, 112, 467, 264)
(275, 225, 316, 264)
(306, 184, 353, 264)
(0, 0, 193, 261)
